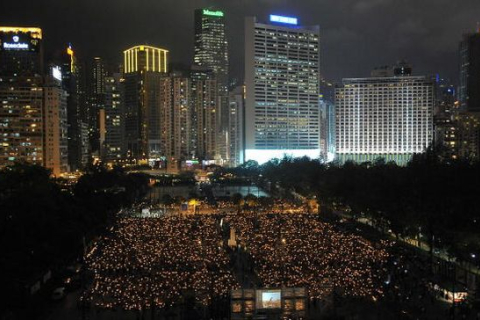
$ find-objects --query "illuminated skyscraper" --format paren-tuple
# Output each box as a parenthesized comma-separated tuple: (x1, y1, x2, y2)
(123, 45, 168, 160)
(193, 9, 228, 92)
(193, 8, 229, 162)
(244, 15, 321, 164)
(0, 27, 69, 174)
(335, 73, 434, 165)
(43, 72, 69, 176)
(61, 44, 89, 169)
(88, 57, 107, 155)
(104, 73, 124, 162)
(0, 26, 43, 75)
(0, 27, 44, 168)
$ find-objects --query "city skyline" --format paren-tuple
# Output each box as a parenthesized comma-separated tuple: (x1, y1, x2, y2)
(2, 3, 480, 319)
(1, 0, 479, 83)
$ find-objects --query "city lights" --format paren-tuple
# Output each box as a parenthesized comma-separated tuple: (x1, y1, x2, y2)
(1, 4, 480, 320)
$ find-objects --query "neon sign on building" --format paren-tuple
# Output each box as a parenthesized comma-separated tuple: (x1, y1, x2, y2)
(269, 15, 298, 25)
(203, 9, 224, 17)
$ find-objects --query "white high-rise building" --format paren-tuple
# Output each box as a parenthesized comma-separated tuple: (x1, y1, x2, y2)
(244, 15, 321, 164)
(335, 76, 434, 165)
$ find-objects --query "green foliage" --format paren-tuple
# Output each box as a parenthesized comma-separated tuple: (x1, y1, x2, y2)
(258, 154, 480, 260)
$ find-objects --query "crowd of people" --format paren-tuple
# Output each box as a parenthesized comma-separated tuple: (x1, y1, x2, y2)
(81, 212, 391, 312)
(81, 216, 239, 310)
(225, 214, 391, 300)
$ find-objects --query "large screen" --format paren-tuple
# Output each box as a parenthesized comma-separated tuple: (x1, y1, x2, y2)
(256, 290, 281, 309)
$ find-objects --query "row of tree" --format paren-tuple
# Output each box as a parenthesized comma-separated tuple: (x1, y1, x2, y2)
(225, 151, 480, 263)
(0, 163, 149, 317)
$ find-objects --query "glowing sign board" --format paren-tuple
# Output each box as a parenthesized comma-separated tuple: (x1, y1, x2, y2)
(269, 14, 298, 25)
(0, 27, 41, 52)
(203, 9, 224, 17)
(3, 42, 28, 49)
(52, 66, 62, 81)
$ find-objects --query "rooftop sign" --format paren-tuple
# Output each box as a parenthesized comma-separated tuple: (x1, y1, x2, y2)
(203, 9, 224, 17)
(269, 15, 298, 25)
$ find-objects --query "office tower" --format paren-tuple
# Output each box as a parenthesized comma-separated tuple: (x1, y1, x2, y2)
(319, 79, 336, 162)
(456, 28, 480, 160)
(193, 8, 229, 162)
(335, 71, 434, 165)
(0, 76, 44, 167)
(0, 27, 43, 75)
(123, 45, 168, 160)
(432, 77, 457, 159)
(244, 15, 321, 164)
(194, 9, 228, 89)
(88, 57, 107, 156)
(104, 73, 124, 162)
(459, 29, 480, 112)
(43, 70, 69, 176)
(61, 44, 88, 170)
(227, 86, 245, 167)
(319, 99, 336, 162)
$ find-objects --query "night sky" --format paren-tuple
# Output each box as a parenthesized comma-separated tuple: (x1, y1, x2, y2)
(1, 0, 479, 84)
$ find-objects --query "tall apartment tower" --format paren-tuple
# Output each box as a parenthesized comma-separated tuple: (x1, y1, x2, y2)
(159, 73, 193, 170)
(194, 72, 218, 160)
(123, 45, 168, 161)
(170, 75, 192, 162)
(228, 85, 245, 167)
(335, 67, 434, 165)
(193, 8, 229, 162)
(244, 15, 321, 164)
(43, 73, 69, 176)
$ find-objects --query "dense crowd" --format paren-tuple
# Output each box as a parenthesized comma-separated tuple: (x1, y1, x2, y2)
(226, 214, 390, 300)
(81, 216, 239, 310)
(81, 213, 390, 311)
